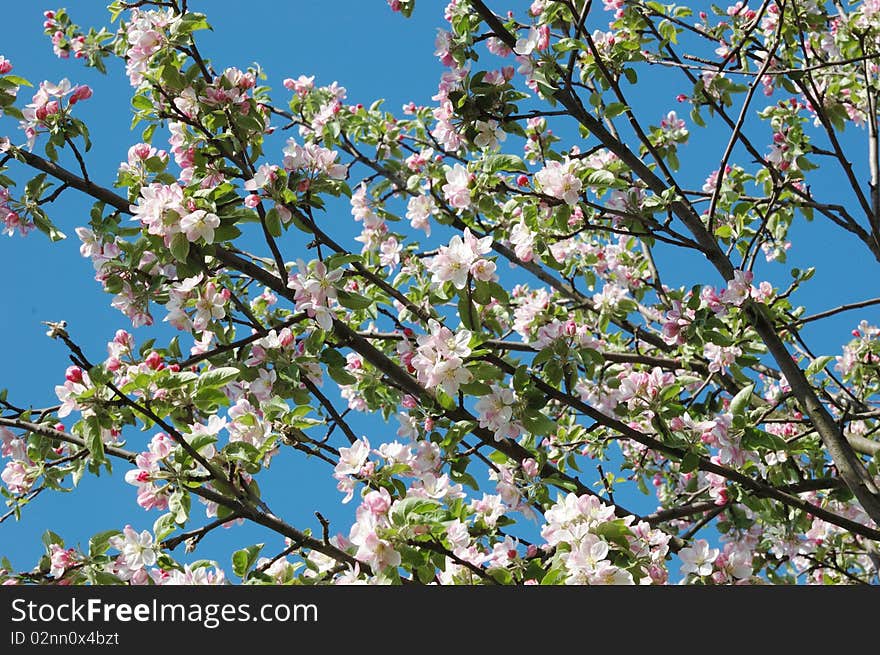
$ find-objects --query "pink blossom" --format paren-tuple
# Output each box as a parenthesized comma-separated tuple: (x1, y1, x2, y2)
(379, 236, 401, 270)
(703, 342, 742, 374)
(661, 300, 694, 345)
(720, 269, 754, 306)
(335, 438, 371, 477)
(522, 458, 540, 477)
(534, 159, 582, 205)
(287, 259, 343, 331)
(48, 544, 78, 578)
(427, 228, 492, 289)
(475, 384, 522, 441)
(180, 209, 220, 244)
(442, 164, 472, 209)
(509, 219, 536, 262)
(473, 119, 506, 150)
(514, 26, 541, 56)
(130, 183, 185, 241)
(109, 525, 158, 571)
(679, 539, 719, 577)
(406, 194, 435, 235)
(283, 74, 315, 96)
(282, 138, 347, 179)
(1, 428, 27, 461)
(411, 320, 474, 397)
(1, 460, 31, 494)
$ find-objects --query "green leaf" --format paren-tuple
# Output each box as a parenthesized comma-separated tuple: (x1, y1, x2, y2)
(131, 94, 153, 111)
(593, 519, 634, 548)
(264, 207, 282, 237)
(327, 366, 357, 386)
(586, 169, 615, 186)
(512, 366, 531, 392)
(806, 355, 834, 377)
(169, 490, 190, 525)
(177, 12, 211, 34)
(483, 153, 527, 173)
(604, 102, 628, 118)
(521, 409, 556, 436)
(3, 74, 32, 87)
(42, 530, 65, 549)
(170, 231, 190, 262)
(742, 427, 788, 451)
(714, 225, 733, 239)
(680, 451, 700, 473)
(213, 224, 242, 241)
(232, 543, 264, 579)
(336, 289, 373, 310)
(153, 513, 178, 542)
(197, 366, 240, 389)
(188, 433, 217, 453)
(458, 293, 480, 331)
(459, 380, 492, 396)
(91, 571, 125, 585)
(324, 253, 362, 269)
(390, 498, 441, 526)
(729, 383, 754, 417)
(84, 417, 106, 465)
(89, 530, 122, 557)
(540, 567, 566, 585)
(164, 371, 199, 388)
(224, 441, 262, 471)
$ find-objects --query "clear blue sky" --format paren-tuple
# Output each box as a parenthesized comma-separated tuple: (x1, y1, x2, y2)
(1, 1, 878, 577)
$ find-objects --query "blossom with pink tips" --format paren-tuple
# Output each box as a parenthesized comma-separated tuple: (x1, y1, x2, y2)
(426, 228, 493, 289)
(442, 164, 472, 209)
(534, 158, 582, 205)
(679, 539, 719, 577)
(109, 525, 158, 571)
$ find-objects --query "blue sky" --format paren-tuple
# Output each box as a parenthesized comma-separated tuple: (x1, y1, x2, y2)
(1, 1, 878, 578)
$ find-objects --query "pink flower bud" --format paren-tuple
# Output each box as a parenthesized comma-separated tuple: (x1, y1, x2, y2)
(145, 351, 163, 370)
(65, 366, 83, 384)
(244, 193, 261, 208)
(279, 329, 295, 348)
(46, 100, 60, 115)
(69, 85, 92, 104)
(516, 174, 530, 187)
(131, 143, 152, 160)
(401, 395, 418, 409)
(0, 59, 12, 75)
(43, 10, 55, 19)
